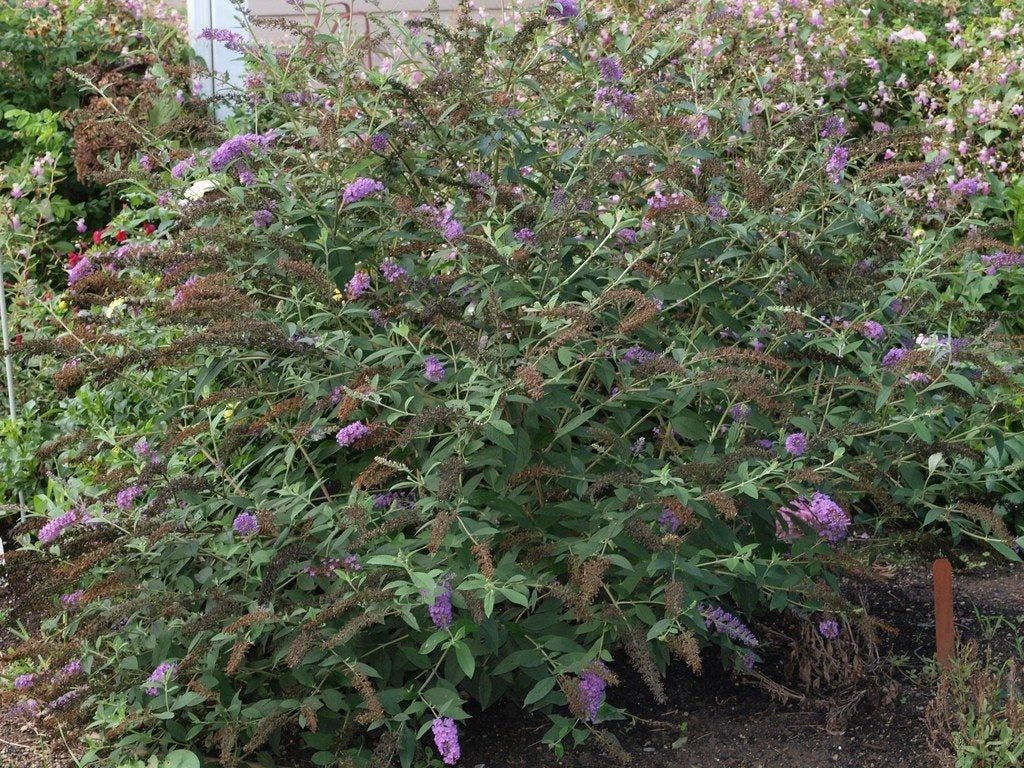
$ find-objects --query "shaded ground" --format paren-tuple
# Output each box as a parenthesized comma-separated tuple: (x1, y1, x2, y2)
(1, 554, 1021, 768)
(0, 584, 74, 768)
(460, 661, 932, 768)
(459, 556, 1023, 768)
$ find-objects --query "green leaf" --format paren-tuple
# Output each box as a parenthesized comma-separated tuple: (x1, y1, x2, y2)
(454, 641, 476, 679)
(523, 676, 556, 705)
(163, 751, 201, 768)
(874, 381, 893, 411)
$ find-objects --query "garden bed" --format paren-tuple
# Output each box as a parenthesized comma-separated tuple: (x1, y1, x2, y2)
(4, 551, 1019, 767)
(4, 1, 1024, 766)
(458, 553, 1023, 768)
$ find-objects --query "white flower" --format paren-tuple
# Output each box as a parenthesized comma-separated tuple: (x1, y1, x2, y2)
(182, 179, 218, 202)
(891, 25, 927, 44)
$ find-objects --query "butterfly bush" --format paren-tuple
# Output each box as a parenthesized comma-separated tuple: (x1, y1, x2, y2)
(3, 1, 1024, 766)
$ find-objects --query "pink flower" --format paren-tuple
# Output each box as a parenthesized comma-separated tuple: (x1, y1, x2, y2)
(39, 510, 80, 544)
(336, 421, 370, 447)
(784, 432, 808, 456)
(342, 178, 385, 205)
(345, 271, 371, 299)
(776, 493, 850, 543)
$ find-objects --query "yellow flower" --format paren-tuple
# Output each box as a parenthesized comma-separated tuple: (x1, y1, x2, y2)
(911, 228, 925, 239)
(332, 288, 343, 303)
(103, 297, 126, 318)
(222, 408, 234, 420)
(56, 299, 67, 312)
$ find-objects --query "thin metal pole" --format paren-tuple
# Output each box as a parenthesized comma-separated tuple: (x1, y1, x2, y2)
(0, 255, 16, 423)
(0, 251, 24, 560)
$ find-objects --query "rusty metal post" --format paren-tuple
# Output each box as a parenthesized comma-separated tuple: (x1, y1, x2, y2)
(932, 558, 955, 671)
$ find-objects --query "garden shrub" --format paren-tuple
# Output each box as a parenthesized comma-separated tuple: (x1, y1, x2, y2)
(2, 1, 1024, 766)
(1, 0, 192, 278)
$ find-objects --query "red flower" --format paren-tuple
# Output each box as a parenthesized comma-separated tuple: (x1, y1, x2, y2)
(115, 230, 128, 243)
(68, 252, 83, 268)
(141, 223, 156, 235)
(92, 228, 106, 244)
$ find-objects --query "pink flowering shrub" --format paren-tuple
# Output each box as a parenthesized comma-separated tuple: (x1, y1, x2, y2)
(2, 2, 1024, 766)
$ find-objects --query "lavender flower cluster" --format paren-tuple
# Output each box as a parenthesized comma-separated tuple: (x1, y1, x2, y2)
(415, 204, 465, 241)
(578, 668, 607, 721)
(336, 420, 371, 447)
(208, 132, 276, 173)
(232, 511, 260, 537)
(776, 492, 851, 543)
(144, 661, 178, 696)
(342, 177, 385, 205)
(428, 577, 455, 630)
(701, 604, 760, 648)
(372, 489, 418, 510)
(431, 717, 461, 765)
(39, 509, 83, 545)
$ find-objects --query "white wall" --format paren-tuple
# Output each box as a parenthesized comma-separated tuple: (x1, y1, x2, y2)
(186, 0, 523, 101)
(245, 0, 522, 43)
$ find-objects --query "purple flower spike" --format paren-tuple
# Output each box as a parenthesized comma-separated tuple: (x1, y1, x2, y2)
(39, 510, 80, 544)
(784, 432, 808, 457)
(60, 590, 85, 607)
(144, 661, 177, 696)
(701, 604, 759, 648)
(429, 578, 454, 629)
(620, 346, 657, 366)
(547, 0, 579, 19)
(345, 271, 371, 299)
(170, 156, 196, 179)
(818, 618, 841, 639)
(825, 145, 849, 183)
(342, 177, 385, 205)
(424, 356, 446, 383)
(336, 421, 371, 447)
(381, 259, 408, 283)
(208, 132, 275, 172)
(861, 320, 885, 341)
(116, 485, 143, 510)
(431, 717, 461, 765)
(252, 209, 273, 228)
(820, 115, 846, 139)
(67, 257, 96, 286)
(578, 668, 607, 721)
(882, 347, 908, 367)
(659, 507, 681, 533)
(598, 56, 624, 83)
(14, 673, 36, 691)
(198, 27, 247, 51)
(232, 511, 259, 537)
(776, 492, 850, 543)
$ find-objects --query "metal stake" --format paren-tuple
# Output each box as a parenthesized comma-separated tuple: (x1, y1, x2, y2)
(0, 250, 24, 560)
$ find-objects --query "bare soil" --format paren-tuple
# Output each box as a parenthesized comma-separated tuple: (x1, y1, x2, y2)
(458, 556, 1023, 768)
